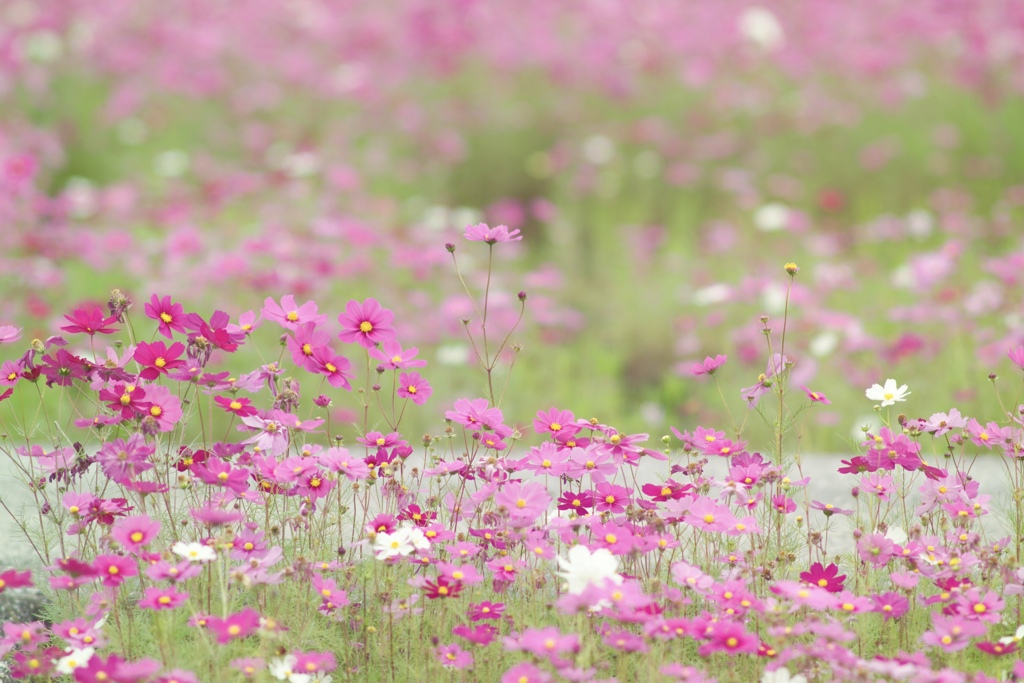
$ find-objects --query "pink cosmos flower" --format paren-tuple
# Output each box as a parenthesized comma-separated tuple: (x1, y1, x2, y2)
(397, 372, 432, 405)
(0, 569, 32, 593)
(501, 663, 551, 683)
(309, 345, 354, 389)
(193, 458, 250, 493)
(698, 622, 759, 656)
(0, 325, 22, 344)
(262, 295, 327, 331)
(144, 385, 182, 432)
(452, 623, 497, 645)
(1009, 345, 1024, 371)
(533, 408, 580, 438)
(436, 643, 473, 669)
(464, 222, 522, 244)
(110, 515, 161, 554)
(92, 554, 138, 587)
(369, 339, 427, 369)
(214, 395, 258, 417)
(445, 397, 508, 433)
(690, 354, 727, 376)
(799, 562, 845, 593)
(206, 608, 261, 644)
(137, 587, 188, 611)
(921, 614, 986, 651)
(468, 601, 505, 621)
(144, 295, 187, 339)
(338, 298, 396, 349)
(800, 385, 831, 404)
(286, 322, 332, 371)
(495, 481, 551, 525)
(239, 415, 289, 455)
(871, 592, 909, 620)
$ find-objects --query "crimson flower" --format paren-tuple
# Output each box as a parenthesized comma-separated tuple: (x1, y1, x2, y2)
(424, 576, 463, 599)
(799, 562, 846, 593)
(60, 307, 118, 336)
(0, 569, 33, 593)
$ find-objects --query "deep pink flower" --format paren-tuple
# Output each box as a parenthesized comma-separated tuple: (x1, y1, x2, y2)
(338, 298, 396, 349)
(292, 651, 337, 676)
(921, 614, 986, 651)
(500, 662, 551, 683)
(445, 397, 508, 433)
(698, 622, 759, 656)
(871, 591, 909, 620)
(0, 569, 32, 593)
(60, 307, 118, 336)
(452, 623, 497, 645)
(133, 341, 186, 380)
(144, 295, 187, 339)
(39, 349, 90, 387)
(799, 562, 846, 593)
(286, 322, 332, 371)
(99, 383, 151, 420)
(397, 372, 432, 405)
(468, 601, 505, 621)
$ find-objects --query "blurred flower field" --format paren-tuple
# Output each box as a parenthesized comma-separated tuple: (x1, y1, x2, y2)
(3, 2, 1024, 682)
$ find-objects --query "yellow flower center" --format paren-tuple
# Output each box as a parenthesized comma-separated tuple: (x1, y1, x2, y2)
(130, 531, 144, 543)
(287, 311, 299, 322)
(550, 422, 561, 431)
(154, 357, 166, 367)
(160, 312, 173, 323)
(359, 321, 373, 333)
(703, 514, 714, 523)
(516, 498, 527, 509)
(150, 406, 162, 417)
(158, 596, 171, 605)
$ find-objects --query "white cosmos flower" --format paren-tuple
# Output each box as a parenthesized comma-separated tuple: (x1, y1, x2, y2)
(999, 624, 1024, 645)
(739, 7, 785, 51)
(268, 655, 311, 683)
(556, 545, 623, 595)
(865, 379, 910, 407)
(172, 541, 217, 563)
(373, 525, 429, 560)
(761, 668, 807, 683)
(54, 647, 95, 675)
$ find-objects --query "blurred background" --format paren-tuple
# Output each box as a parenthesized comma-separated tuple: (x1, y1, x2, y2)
(2, 0, 1024, 452)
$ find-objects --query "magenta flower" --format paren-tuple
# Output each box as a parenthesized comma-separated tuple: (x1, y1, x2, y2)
(99, 383, 151, 420)
(206, 608, 261, 644)
(39, 349, 89, 387)
(397, 372, 432, 405)
(369, 339, 428, 369)
(133, 341, 187, 380)
(144, 295, 187, 339)
(61, 307, 119, 336)
(464, 222, 522, 244)
(137, 586, 188, 611)
(857, 533, 896, 567)
(452, 623, 497, 645)
(286, 322, 332, 371)
(338, 298, 396, 349)
(501, 663, 551, 683)
(690, 354, 727, 376)
(445, 397, 508, 433)
(193, 458, 250, 493)
(292, 652, 337, 676)
(96, 435, 155, 484)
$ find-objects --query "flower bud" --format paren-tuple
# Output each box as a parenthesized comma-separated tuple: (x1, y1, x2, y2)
(784, 262, 799, 275)
(445, 242, 456, 253)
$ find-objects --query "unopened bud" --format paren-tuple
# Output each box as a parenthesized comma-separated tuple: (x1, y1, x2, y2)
(445, 242, 456, 253)
(518, 291, 527, 301)
(784, 262, 799, 275)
